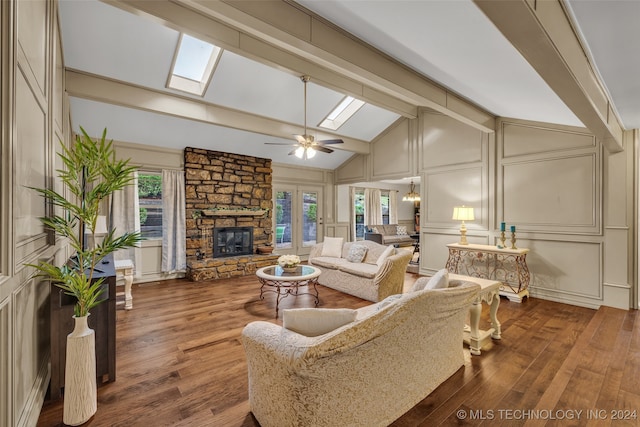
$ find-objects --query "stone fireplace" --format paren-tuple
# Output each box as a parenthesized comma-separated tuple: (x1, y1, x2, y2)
(184, 147, 278, 281)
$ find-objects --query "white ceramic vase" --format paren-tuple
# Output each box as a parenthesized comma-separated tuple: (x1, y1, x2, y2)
(63, 315, 97, 426)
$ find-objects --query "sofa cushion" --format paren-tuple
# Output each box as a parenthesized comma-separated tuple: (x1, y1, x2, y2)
(321, 237, 344, 257)
(338, 262, 380, 279)
(376, 245, 395, 267)
(383, 235, 414, 245)
(282, 308, 357, 337)
(380, 224, 398, 235)
(397, 225, 407, 235)
(311, 256, 350, 270)
(346, 244, 368, 263)
(362, 242, 392, 265)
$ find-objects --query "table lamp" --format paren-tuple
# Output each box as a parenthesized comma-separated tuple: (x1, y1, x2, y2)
(452, 206, 474, 245)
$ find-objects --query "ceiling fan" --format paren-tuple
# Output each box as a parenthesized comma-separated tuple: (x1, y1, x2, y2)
(266, 75, 344, 160)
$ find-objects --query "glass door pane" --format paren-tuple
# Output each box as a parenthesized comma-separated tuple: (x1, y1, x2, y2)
(302, 191, 318, 247)
(275, 190, 292, 249)
(355, 191, 365, 240)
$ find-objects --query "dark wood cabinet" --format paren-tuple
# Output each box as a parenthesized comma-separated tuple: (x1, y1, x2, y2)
(49, 254, 116, 399)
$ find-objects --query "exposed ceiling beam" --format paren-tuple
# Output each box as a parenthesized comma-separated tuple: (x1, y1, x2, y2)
(65, 70, 371, 154)
(106, 0, 495, 133)
(474, 0, 623, 152)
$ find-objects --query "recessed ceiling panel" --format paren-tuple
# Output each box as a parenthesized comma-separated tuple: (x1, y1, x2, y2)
(334, 104, 401, 141)
(58, 0, 178, 91)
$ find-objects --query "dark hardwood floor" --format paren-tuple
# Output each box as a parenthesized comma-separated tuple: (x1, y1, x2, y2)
(37, 272, 639, 426)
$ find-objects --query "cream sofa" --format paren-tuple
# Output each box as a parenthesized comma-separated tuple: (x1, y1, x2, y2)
(308, 239, 412, 302)
(241, 280, 480, 427)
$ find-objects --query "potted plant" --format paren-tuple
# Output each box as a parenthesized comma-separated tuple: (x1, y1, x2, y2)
(29, 127, 141, 425)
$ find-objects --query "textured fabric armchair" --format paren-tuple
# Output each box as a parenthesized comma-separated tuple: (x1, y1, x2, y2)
(241, 281, 480, 427)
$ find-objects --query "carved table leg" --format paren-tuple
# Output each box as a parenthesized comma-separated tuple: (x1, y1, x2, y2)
(122, 267, 133, 310)
(489, 291, 501, 339)
(468, 300, 482, 356)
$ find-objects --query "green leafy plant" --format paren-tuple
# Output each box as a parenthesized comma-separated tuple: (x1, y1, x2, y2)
(29, 127, 142, 317)
(139, 207, 148, 225)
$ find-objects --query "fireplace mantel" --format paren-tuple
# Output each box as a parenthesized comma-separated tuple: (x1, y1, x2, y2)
(202, 209, 267, 217)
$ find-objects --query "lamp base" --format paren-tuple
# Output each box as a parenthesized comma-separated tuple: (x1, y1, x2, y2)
(458, 223, 469, 245)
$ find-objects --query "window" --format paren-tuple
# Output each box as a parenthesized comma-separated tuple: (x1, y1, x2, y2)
(138, 172, 163, 239)
(381, 191, 390, 225)
(167, 33, 222, 96)
(319, 96, 365, 130)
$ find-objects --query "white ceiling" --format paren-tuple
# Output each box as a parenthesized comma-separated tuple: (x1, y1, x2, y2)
(58, 0, 638, 172)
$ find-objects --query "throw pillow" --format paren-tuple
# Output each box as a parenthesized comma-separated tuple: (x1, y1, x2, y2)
(376, 245, 395, 267)
(282, 308, 358, 337)
(321, 236, 344, 258)
(396, 225, 407, 235)
(427, 269, 450, 290)
(372, 227, 380, 234)
(346, 244, 368, 263)
(412, 269, 449, 291)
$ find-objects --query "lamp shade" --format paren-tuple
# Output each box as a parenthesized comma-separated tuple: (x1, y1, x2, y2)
(452, 206, 474, 221)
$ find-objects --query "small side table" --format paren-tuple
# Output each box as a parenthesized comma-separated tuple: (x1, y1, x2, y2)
(450, 273, 501, 356)
(256, 265, 321, 317)
(114, 259, 134, 310)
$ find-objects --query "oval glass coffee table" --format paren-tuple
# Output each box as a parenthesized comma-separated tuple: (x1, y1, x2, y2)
(256, 265, 321, 317)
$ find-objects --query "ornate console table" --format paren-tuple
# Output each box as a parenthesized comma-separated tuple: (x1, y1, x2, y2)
(445, 243, 530, 302)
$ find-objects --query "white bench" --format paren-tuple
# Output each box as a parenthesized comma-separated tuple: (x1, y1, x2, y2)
(114, 259, 134, 310)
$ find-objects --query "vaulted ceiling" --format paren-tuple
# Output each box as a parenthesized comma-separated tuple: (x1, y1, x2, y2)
(58, 0, 638, 171)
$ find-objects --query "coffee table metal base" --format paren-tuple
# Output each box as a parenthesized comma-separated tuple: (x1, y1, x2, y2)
(256, 265, 321, 317)
(259, 277, 319, 317)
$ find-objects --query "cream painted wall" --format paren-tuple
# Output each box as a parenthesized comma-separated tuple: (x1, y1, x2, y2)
(1, 1, 69, 425)
(418, 112, 633, 310)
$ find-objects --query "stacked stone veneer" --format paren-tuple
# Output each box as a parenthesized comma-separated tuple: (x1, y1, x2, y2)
(184, 147, 277, 281)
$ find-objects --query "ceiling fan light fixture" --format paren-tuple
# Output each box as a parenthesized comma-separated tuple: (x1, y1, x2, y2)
(306, 147, 316, 159)
(295, 146, 316, 160)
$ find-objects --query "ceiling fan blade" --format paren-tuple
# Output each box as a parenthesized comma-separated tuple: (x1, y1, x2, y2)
(317, 139, 344, 145)
(287, 148, 299, 156)
(294, 134, 307, 143)
(314, 146, 334, 154)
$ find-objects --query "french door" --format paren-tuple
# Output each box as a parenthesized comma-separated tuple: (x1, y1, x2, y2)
(274, 185, 323, 257)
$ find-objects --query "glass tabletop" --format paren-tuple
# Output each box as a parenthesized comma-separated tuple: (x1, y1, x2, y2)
(262, 265, 316, 277)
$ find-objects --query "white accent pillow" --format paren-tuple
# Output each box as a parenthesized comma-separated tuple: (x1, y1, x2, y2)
(425, 269, 449, 290)
(346, 244, 368, 263)
(282, 308, 358, 337)
(376, 245, 395, 267)
(396, 225, 407, 235)
(321, 237, 344, 258)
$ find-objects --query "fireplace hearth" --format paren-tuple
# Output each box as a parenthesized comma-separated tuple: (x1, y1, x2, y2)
(213, 227, 253, 258)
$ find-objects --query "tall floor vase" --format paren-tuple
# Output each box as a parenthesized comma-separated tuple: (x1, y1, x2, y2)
(63, 315, 97, 426)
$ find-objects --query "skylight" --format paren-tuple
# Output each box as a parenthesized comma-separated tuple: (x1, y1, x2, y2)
(167, 34, 221, 96)
(319, 96, 365, 130)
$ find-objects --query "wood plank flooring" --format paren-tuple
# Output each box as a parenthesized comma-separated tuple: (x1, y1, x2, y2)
(37, 273, 639, 426)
